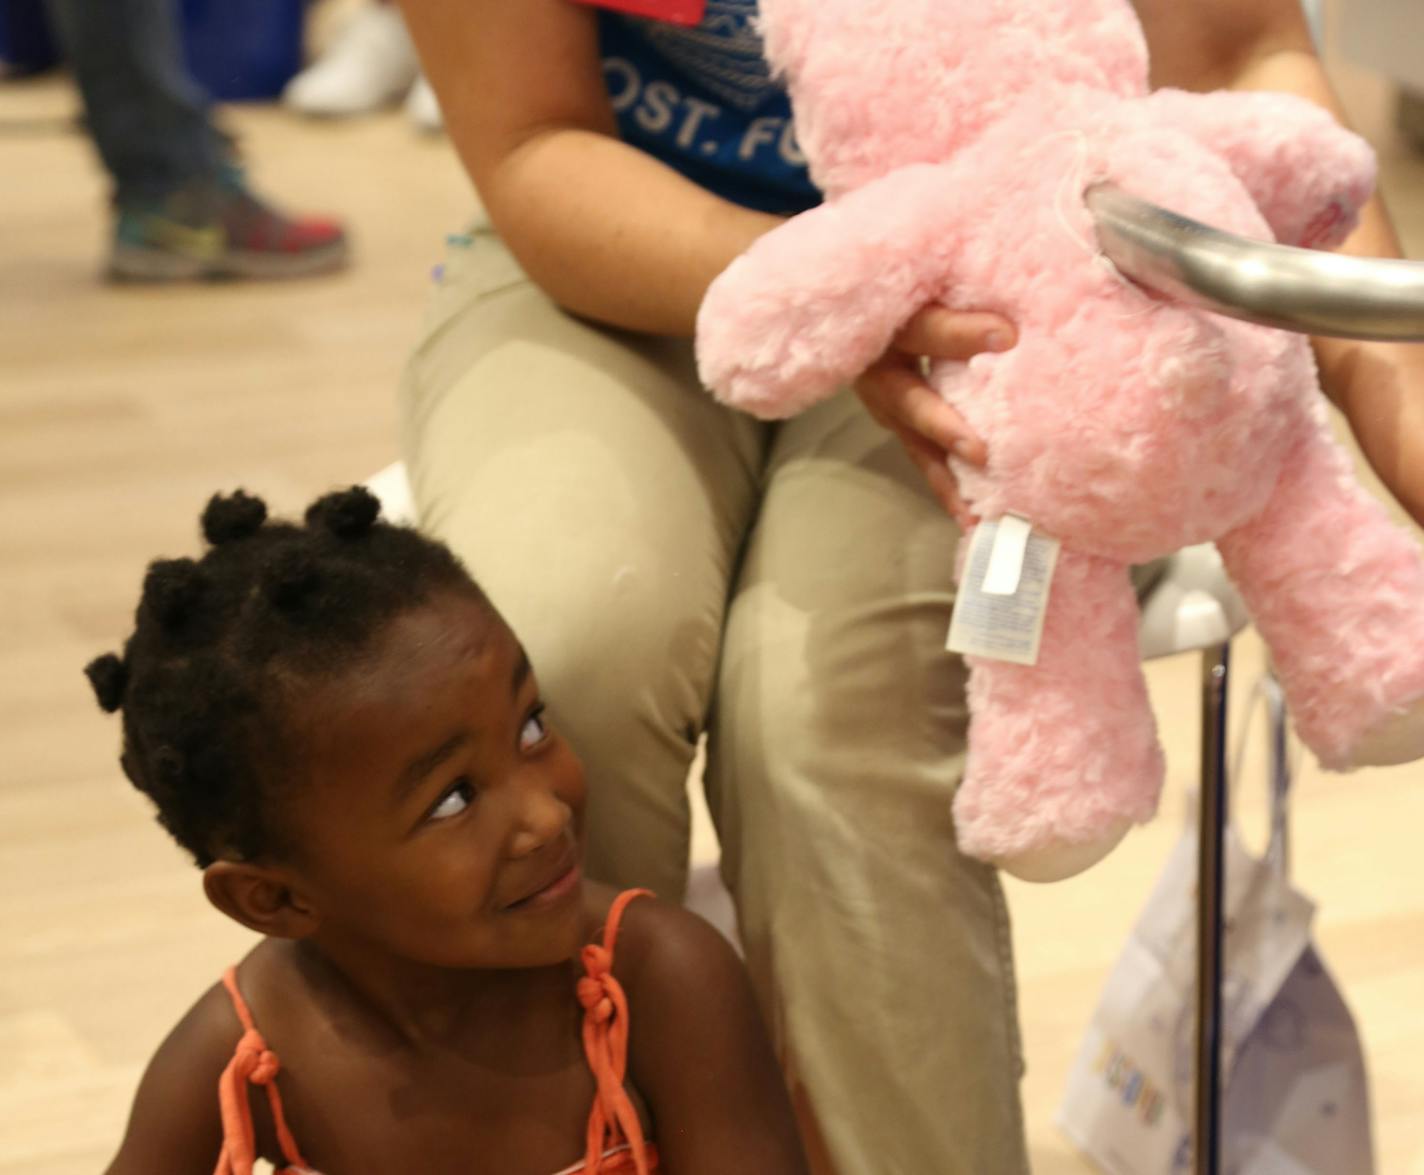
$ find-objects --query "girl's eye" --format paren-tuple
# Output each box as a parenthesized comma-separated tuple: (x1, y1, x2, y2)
(520, 706, 548, 751)
(428, 780, 474, 822)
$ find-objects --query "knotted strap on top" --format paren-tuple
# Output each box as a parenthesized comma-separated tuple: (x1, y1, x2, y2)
(214, 967, 311, 1175)
(577, 889, 656, 1175)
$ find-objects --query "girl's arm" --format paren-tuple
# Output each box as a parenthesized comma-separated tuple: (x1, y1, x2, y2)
(623, 901, 811, 1174)
(104, 984, 239, 1175)
(397, 0, 781, 337)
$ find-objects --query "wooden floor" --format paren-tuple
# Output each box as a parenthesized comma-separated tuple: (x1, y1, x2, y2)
(3, 59, 1422, 1175)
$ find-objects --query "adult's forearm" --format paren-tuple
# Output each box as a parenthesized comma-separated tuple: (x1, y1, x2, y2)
(1301, 186, 1424, 526)
(1313, 339, 1424, 525)
(482, 127, 783, 338)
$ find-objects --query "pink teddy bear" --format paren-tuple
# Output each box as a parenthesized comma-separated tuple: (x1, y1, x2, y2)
(696, 0, 1424, 881)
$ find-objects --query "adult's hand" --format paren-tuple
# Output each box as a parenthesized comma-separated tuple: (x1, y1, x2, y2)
(854, 307, 1016, 528)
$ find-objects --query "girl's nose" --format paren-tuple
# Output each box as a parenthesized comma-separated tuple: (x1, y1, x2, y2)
(507, 781, 571, 859)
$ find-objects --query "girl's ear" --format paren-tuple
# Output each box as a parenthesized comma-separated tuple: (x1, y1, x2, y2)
(203, 861, 321, 940)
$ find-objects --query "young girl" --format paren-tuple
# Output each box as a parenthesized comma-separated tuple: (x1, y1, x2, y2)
(86, 486, 810, 1175)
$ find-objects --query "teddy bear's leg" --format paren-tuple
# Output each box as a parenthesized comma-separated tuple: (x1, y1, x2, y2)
(1217, 418, 1424, 771)
(952, 547, 1165, 882)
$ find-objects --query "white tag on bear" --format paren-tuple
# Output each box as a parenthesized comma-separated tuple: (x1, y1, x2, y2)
(947, 515, 1060, 666)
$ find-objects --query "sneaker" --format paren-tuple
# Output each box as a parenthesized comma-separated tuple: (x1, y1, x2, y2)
(404, 74, 444, 133)
(283, 3, 420, 118)
(108, 168, 348, 281)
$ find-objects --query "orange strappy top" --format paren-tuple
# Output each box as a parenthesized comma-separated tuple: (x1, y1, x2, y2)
(213, 889, 662, 1175)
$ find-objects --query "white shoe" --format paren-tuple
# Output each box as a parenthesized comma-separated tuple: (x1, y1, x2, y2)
(405, 75, 444, 133)
(283, 4, 419, 118)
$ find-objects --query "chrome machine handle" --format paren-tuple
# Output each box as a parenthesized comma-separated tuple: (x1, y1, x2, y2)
(1086, 183, 1424, 341)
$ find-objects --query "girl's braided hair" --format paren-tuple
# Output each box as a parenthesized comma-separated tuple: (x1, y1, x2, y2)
(84, 487, 482, 867)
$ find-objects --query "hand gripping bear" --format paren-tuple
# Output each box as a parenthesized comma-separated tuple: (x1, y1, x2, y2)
(695, 0, 1424, 881)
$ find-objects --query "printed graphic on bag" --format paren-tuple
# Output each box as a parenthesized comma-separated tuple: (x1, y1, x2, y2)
(1094, 1040, 1168, 1127)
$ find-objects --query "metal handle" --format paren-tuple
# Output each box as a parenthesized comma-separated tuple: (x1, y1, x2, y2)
(1086, 184, 1424, 341)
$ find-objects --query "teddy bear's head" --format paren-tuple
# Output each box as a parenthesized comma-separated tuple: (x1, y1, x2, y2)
(759, 0, 1151, 197)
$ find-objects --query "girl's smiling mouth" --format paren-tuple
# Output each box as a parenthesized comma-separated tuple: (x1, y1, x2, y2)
(502, 854, 581, 913)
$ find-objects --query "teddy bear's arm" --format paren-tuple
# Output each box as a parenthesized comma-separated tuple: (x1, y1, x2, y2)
(1144, 88, 1375, 248)
(695, 163, 973, 419)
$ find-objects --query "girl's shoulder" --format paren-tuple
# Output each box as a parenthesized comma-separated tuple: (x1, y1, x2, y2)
(588, 882, 747, 1014)
(587, 886, 811, 1173)
(102, 942, 289, 1173)
(227, 936, 323, 1042)
(157, 937, 293, 1066)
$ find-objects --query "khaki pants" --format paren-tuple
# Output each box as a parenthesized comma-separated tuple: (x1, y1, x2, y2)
(399, 224, 1030, 1175)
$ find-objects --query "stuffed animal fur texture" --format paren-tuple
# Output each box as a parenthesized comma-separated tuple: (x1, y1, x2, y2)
(695, 0, 1424, 880)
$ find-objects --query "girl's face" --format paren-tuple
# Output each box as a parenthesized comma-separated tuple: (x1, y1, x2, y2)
(283, 592, 589, 971)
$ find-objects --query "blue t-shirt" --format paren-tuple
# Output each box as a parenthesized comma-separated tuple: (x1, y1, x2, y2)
(598, 1, 821, 214)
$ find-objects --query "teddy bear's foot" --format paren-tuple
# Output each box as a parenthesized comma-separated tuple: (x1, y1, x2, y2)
(990, 817, 1134, 883)
(1349, 695, 1424, 768)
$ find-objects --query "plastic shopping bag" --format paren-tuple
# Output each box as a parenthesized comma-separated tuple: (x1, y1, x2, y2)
(1057, 678, 1375, 1174)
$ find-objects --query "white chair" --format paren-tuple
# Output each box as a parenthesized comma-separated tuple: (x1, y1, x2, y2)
(365, 461, 419, 528)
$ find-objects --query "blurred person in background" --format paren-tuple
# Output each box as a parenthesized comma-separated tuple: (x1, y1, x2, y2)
(45, 0, 349, 281)
(283, 0, 442, 132)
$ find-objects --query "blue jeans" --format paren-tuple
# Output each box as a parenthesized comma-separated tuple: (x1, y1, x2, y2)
(44, 0, 225, 204)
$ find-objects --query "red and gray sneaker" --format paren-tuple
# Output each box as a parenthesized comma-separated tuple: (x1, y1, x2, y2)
(109, 166, 348, 281)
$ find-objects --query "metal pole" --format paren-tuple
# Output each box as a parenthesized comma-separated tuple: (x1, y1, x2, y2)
(1086, 184, 1424, 341)
(1195, 642, 1231, 1175)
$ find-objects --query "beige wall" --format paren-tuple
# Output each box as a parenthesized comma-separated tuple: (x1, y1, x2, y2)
(1333, 0, 1424, 91)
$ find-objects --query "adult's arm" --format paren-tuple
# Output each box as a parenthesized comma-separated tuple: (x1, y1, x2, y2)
(1138, 0, 1424, 526)
(398, 0, 780, 336)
